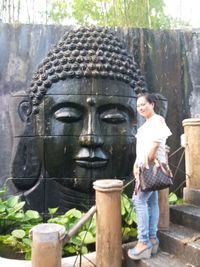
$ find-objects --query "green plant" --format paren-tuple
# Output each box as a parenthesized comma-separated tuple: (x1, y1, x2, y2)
(0, 187, 137, 259)
(47, 194, 138, 255)
(2, 189, 184, 260)
(0, 187, 42, 259)
(168, 192, 183, 205)
(48, 208, 96, 256)
(0, 190, 42, 234)
(121, 193, 137, 242)
(48, 0, 189, 29)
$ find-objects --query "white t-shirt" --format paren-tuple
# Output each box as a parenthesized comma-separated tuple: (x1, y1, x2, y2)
(135, 114, 172, 165)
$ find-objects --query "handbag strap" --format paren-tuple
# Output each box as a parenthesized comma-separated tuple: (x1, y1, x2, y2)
(144, 155, 160, 169)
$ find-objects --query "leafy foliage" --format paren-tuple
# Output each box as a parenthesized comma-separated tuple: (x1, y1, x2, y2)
(0, 188, 137, 260)
(0, 191, 42, 235)
(168, 192, 183, 205)
(72, 0, 102, 26)
(47, 0, 189, 29)
(45, 0, 69, 24)
(48, 208, 96, 255)
(0, 0, 190, 29)
(0, 183, 183, 260)
(0, 187, 42, 259)
(121, 193, 137, 241)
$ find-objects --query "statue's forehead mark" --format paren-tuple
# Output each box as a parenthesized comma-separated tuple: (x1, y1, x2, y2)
(86, 97, 96, 106)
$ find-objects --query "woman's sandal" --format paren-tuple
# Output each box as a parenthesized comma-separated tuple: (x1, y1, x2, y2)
(151, 238, 159, 254)
(128, 243, 152, 260)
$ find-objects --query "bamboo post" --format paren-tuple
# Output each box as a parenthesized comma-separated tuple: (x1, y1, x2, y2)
(30, 223, 66, 267)
(158, 188, 169, 230)
(158, 145, 170, 230)
(93, 179, 123, 267)
(182, 118, 200, 205)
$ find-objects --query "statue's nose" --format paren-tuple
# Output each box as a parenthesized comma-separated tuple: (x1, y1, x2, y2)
(79, 134, 104, 147)
(79, 113, 104, 147)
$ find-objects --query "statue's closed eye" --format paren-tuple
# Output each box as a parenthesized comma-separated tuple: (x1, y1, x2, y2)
(100, 110, 127, 124)
(54, 107, 82, 123)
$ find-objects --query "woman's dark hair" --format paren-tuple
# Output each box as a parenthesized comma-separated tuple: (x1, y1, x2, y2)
(137, 92, 156, 105)
(137, 92, 168, 117)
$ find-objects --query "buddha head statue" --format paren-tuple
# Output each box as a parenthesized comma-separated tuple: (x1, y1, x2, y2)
(12, 26, 148, 212)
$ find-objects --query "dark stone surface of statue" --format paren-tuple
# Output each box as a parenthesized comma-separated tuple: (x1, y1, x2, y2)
(10, 26, 167, 213)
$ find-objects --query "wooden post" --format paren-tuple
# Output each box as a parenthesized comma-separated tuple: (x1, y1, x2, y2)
(158, 188, 169, 230)
(30, 223, 66, 267)
(182, 118, 200, 188)
(158, 145, 170, 230)
(93, 179, 123, 267)
(182, 118, 200, 205)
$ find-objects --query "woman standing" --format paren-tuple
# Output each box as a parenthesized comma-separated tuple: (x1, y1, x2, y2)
(128, 93, 172, 260)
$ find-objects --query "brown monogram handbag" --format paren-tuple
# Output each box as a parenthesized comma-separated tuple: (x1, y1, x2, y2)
(139, 159, 173, 192)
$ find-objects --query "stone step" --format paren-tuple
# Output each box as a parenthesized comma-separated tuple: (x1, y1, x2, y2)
(122, 242, 189, 267)
(170, 204, 200, 231)
(159, 223, 200, 267)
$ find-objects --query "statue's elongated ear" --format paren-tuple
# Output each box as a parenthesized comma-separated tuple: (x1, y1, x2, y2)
(10, 93, 41, 191)
(11, 137, 41, 190)
(18, 99, 32, 123)
(9, 92, 33, 137)
(152, 93, 168, 118)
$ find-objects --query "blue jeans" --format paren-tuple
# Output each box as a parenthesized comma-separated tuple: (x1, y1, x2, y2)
(132, 190, 159, 244)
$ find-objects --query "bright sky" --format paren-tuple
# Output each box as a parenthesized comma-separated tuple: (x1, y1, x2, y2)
(164, 0, 200, 28)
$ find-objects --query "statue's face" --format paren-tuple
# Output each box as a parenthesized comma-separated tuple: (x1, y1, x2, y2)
(36, 78, 137, 193)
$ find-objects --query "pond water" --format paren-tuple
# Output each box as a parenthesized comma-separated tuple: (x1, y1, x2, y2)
(0, 241, 96, 260)
(0, 242, 25, 260)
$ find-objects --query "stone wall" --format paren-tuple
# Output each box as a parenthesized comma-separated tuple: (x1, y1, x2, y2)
(0, 22, 199, 196)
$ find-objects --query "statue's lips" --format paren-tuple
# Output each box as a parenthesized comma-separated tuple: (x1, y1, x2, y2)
(75, 148, 108, 168)
(76, 159, 108, 168)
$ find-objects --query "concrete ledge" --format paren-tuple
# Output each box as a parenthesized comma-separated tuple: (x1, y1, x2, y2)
(170, 204, 200, 231)
(183, 187, 200, 206)
(0, 257, 30, 267)
(1, 240, 190, 267)
(122, 240, 187, 267)
(159, 223, 200, 266)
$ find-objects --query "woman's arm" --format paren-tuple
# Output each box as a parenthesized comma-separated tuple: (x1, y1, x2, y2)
(133, 161, 139, 179)
(147, 141, 160, 162)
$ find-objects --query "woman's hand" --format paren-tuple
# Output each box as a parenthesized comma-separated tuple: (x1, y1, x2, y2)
(133, 162, 140, 181)
(133, 162, 140, 193)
